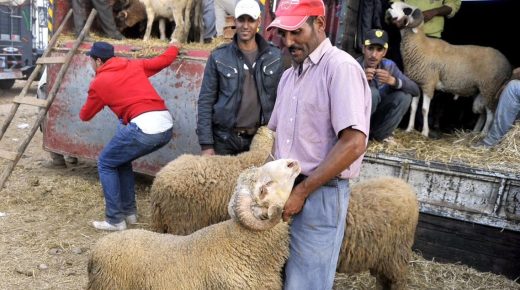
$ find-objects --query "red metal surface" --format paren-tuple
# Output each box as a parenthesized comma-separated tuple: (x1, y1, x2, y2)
(45, 43, 208, 176)
(54, 0, 73, 34)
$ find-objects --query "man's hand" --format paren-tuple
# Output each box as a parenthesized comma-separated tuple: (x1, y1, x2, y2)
(422, 10, 437, 23)
(201, 148, 216, 156)
(375, 68, 396, 86)
(365, 67, 376, 81)
(282, 182, 309, 222)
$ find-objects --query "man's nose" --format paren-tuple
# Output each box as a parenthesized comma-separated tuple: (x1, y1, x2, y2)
(283, 33, 294, 48)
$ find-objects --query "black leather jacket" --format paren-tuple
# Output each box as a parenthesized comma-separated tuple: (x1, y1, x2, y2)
(197, 33, 283, 146)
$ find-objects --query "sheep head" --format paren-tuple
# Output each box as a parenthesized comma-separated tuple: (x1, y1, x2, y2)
(115, 0, 146, 30)
(228, 159, 301, 231)
(386, 2, 424, 30)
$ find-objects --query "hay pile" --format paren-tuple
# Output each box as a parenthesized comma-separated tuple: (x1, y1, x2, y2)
(55, 32, 230, 58)
(367, 124, 520, 173)
(334, 252, 520, 289)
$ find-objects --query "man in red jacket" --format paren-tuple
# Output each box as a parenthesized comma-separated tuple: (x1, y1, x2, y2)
(80, 41, 179, 231)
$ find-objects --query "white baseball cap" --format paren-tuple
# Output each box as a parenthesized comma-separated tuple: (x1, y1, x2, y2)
(235, 0, 261, 20)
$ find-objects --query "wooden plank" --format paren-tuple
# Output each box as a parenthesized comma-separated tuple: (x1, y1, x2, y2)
(36, 56, 66, 64)
(0, 149, 17, 161)
(13, 97, 48, 108)
(413, 213, 520, 280)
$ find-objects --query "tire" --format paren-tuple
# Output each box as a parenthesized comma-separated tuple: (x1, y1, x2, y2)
(0, 79, 16, 90)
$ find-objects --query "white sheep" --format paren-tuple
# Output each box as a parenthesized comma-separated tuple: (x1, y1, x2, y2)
(90, 171, 418, 290)
(87, 159, 301, 290)
(387, 2, 512, 137)
(151, 149, 418, 290)
(338, 176, 419, 290)
(150, 126, 274, 235)
(139, 0, 201, 42)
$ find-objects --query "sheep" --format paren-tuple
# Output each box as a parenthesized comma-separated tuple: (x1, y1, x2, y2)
(338, 176, 419, 290)
(115, 0, 203, 42)
(91, 170, 418, 290)
(386, 2, 512, 137)
(87, 159, 301, 290)
(114, 0, 148, 34)
(121, 0, 200, 42)
(150, 126, 274, 235)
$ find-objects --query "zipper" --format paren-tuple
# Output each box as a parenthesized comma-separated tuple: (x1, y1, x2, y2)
(215, 60, 238, 74)
(263, 57, 280, 74)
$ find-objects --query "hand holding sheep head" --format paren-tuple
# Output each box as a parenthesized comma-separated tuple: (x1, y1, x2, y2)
(228, 159, 301, 231)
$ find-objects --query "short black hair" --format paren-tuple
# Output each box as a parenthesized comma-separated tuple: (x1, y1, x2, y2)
(90, 56, 112, 63)
(306, 16, 317, 25)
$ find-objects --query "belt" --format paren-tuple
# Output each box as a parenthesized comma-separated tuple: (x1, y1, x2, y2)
(233, 127, 257, 137)
(293, 174, 344, 187)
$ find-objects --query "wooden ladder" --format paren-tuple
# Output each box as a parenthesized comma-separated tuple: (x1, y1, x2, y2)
(0, 8, 98, 189)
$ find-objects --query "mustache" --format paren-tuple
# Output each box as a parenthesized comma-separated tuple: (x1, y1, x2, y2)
(288, 46, 303, 52)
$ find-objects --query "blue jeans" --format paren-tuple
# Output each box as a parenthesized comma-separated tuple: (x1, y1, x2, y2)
(98, 122, 172, 224)
(482, 80, 520, 146)
(284, 179, 350, 290)
(370, 86, 412, 141)
(203, 0, 217, 40)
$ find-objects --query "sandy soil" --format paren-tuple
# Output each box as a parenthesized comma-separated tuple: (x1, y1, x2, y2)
(0, 80, 154, 289)
(0, 80, 518, 290)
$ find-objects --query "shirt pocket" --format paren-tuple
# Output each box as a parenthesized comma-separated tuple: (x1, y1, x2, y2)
(261, 57, 281, 94)
(215, 60, 238, 97)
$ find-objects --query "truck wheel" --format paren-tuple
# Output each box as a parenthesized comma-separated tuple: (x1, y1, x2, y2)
(0, 79, 15, 90)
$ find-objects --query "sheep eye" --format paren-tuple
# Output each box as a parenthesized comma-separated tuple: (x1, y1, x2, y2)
(403, 8, 412, 15)
(259, 185, 268, 199)
(265, 180, 274, 186)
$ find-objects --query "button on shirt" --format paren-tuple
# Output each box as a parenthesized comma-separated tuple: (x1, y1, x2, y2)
(268, 39, 371, 179)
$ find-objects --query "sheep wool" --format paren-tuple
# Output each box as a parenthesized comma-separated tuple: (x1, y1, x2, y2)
(87, 159, 300, 290)
(150, 126, 274, 235)
(387, 2, 512, 137)
(87, 223, 289, 290)
(338, 177, 419, 290)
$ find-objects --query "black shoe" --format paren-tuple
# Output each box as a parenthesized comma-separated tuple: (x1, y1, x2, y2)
(107, 32, 125, 40)
(203, 38, 213, 44)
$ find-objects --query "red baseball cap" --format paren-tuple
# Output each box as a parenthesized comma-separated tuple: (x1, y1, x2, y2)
(267, 0, 326, 31)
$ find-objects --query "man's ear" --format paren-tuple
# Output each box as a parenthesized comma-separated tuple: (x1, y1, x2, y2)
(315, 15, 326, 32)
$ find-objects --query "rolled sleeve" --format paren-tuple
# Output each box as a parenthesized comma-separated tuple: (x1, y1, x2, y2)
(445, 0, 461, 18)
(329, 62, 371, 138)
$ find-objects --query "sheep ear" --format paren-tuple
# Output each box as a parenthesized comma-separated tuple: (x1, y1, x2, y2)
(408, 9, 424, 28)
(267, 205, 283, 220)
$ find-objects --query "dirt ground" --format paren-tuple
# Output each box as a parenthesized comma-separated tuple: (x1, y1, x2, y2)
(0, 80, 518, 290)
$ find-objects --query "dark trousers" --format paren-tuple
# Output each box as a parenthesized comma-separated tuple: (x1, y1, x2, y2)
(213, 130, 253, 156)
(370, 87, 412, 141)
(71, 0, 120, 37)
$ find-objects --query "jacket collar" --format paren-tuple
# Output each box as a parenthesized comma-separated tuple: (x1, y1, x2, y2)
(232, 33, 270, 55)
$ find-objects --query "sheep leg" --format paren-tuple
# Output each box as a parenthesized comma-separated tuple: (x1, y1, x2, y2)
(159, 18, 166, 40)
(143, 7, 155, 41)
(421, 94, 432, 137)
(405, 96, 419, 133)
(472, 113, 485, 133)
(371, 270, 392, 290)
(171, 7, 184, 43)
(481, 107, 494, 136)
(194, 0, 203, 42)
(183, 0, 194, 42)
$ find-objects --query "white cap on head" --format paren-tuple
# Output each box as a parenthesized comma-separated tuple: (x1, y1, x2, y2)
(235, 0, 261, 20)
